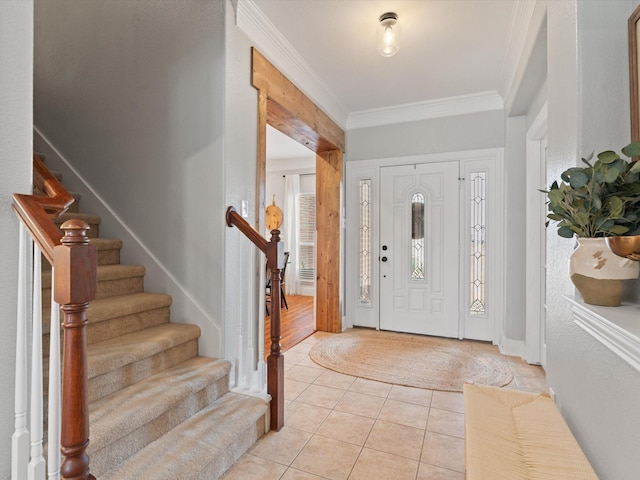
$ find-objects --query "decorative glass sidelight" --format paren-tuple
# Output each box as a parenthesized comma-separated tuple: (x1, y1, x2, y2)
(359, 180, 372, 304)
(411, 193, 425, 280)
(470, 171, 486, 314)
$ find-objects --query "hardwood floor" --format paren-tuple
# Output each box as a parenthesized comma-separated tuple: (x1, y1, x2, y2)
(265, 294, 315, 353)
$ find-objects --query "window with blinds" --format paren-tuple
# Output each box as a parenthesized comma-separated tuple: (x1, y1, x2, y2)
(298, 193, 316, 282)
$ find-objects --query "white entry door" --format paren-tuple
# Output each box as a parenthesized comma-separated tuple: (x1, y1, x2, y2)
(379, 162, 460, 337)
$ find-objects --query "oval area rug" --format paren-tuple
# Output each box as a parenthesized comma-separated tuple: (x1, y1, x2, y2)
(309, 328, 513, 392)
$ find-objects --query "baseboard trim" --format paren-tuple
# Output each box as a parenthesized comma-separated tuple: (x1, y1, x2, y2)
(499, 336, 525, 359)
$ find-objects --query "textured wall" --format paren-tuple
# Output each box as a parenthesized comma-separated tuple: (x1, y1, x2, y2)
(504, 115, 527, 341)
(0, 1, 33, 477)
(346, 110, 504, 161)
(546, 1, 640, 478)
(34, 0, 226, 356)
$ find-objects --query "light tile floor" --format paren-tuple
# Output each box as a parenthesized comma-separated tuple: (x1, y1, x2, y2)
(222, 331, 547, 480)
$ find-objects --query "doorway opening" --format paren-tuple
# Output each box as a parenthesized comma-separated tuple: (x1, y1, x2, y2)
(252, 48, 345, 334)
(265, 125, 316, 351)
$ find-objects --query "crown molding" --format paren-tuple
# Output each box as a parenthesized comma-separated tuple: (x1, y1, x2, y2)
(347, 91, 504, 130)
(235, 0, 349, 128)
(499, 1, 547, 114)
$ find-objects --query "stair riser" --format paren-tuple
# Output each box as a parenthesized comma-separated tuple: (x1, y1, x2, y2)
(42, 306, 171, 352)
(89, 376, 230, 477)
(202, 417, 266, 479)
(40, 275, 145, 306)
(96, 276, 144, 299)
(96, 248, 121, 266)
(87, 307, 171, 345)
(41, 247, 120, 272)
(89, 340, 199, 403)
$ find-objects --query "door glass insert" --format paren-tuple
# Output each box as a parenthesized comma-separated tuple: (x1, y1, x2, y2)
(359, 179, 372, 305)
(411, 193, 425, 281)
(470, 171, 486, 315)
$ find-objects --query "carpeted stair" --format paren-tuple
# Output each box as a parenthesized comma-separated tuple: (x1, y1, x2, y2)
(37, 158, 267, 479)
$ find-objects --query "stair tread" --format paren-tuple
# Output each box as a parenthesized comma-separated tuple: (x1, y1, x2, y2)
(90, 356, 231, 451)
(89, 238, 123, 250)
(43, 293, 169, 338)
(100, 392, 267, 480)
(87, 292, 172, 323)
(42, 264, 145, 286)
(88, 322, 200, 378)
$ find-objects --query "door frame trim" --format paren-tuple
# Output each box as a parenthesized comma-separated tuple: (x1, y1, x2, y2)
(525, 102, 548, 365)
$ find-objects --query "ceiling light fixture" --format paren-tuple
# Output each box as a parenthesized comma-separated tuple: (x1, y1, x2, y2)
(377, 12, 400, 57)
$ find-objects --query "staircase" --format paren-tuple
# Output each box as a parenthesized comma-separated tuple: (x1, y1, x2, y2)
(37, 161, 267, 479)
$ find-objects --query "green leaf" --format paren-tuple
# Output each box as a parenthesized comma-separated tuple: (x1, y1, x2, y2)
(605, 196, 624, 216)
(604, 167, 620, 183)
(606, 225, 630, 235)
(622, 142, 640, 157)
(569, 171, 589, 188)
(548, 189, 564, 204)
(558, 226, 574, 238)
(630, 160, 640, 173)
(598, 150, 620, 164)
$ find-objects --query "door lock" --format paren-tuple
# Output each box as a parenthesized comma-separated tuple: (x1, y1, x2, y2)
(381, 256, 388, 262)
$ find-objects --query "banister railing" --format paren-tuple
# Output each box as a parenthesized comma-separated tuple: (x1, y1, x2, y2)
(12, 155, 97, 480)
(12, 155, 75, 263)
(226, 206, 285, 431)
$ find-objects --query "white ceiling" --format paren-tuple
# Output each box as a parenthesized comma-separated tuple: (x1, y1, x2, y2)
(252, 0, 516, 114)
(267, 124, 316, 162)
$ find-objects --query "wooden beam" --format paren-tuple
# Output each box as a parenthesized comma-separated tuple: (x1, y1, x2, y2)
(316, 149, 342, 333)
(252, 48, 345, 153)
(256, 90, 268, 231)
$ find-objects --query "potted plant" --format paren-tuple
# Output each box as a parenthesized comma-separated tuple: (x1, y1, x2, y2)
(543, 142, 640, 306)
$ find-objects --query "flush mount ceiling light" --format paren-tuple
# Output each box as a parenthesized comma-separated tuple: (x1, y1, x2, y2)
(377, 12, 400, 57)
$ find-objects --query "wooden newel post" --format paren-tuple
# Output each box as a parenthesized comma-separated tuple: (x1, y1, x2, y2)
(54, 220, 97, 480)
(266, 229, 284, 431)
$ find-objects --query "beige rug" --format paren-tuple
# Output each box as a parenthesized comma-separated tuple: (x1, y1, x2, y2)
(309, 328, 513, 392)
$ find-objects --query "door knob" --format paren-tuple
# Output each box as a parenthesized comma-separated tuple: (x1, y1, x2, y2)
(382, 245, 388, 251)
(381, 256, 388, 262)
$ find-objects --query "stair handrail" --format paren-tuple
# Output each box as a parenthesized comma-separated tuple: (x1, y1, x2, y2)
(12, 155, 97, 480)
(12, 155, 74, 264)
(226, 206, 285, 431)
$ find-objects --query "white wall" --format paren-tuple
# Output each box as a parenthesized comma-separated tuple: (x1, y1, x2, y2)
(224, 1, 261, 387)
(504, 116, 527, 342)
(265, 155, 315, 232)
(346, 110, 504, 161)
(0, 2, 33, 477)
(33, 0, 227, 357)
(546, 1, 640, 478)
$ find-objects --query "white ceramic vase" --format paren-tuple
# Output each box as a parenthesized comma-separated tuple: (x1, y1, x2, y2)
(569, 237, 640, 306)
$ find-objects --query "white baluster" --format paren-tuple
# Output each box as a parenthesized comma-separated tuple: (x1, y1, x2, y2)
(28, 244, 45, 480)
(13, 224, 31, 480)
(47, 271, 61, 480)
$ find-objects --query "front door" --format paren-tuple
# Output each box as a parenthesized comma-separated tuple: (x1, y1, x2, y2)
(379, 162, 460, 337)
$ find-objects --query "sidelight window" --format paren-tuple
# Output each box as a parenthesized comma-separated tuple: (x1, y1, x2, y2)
(411, 193, 425, 281)
(470, 171, 486, 314)
(359, 179, 372, 304)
